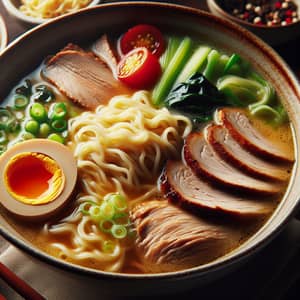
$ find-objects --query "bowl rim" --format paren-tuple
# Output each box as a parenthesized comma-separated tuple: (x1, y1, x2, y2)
(1, 1, 300, 281)
(2, 0, 101, 25)
(207, 0, 300, 29)
(0, 14, 8, 52)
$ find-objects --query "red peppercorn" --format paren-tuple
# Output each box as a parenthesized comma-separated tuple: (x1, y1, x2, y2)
(243, 12, 250, 19)
(285, 9, 293, 17)
(275, 1, 282, 9)
(286, 17, 293, 24)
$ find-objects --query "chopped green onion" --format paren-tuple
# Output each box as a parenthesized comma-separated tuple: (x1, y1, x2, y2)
(39, 123, 51, 138)
(50, 119, 67, 132)
(102, 240, 116, 253)
(79, 201, 98, 215)
(89, 205, 102, 222)
(0, 130, 8, 144)
(14, 95, 29, 110)
(25, 119, 40, 135)
(99, 202, 115, 220)
(111, 224, 127, 239)
(99, 219, 115, 233)
(104, 193, 127, 212)
(30, 103, 47, 122)
(0, 109, 14, 130)
(49, 102, 67, 120)
(47, 133, 64, 144)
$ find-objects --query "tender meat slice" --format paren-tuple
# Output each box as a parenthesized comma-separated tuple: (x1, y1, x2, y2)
(206, 125, 290, 181)
(184, 132, 281, 195)
(160, 160, 274, 218)
(43, 49, 129, 110)
(92, 34, 119, 75)
(131, 200, 242, 273)
(216, 108, 294, 163)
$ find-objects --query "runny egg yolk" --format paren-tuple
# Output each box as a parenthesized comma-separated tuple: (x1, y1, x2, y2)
(4, 152, 65, 205)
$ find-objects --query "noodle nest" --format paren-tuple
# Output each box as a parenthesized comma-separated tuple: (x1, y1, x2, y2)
(45, 91, 192, 272)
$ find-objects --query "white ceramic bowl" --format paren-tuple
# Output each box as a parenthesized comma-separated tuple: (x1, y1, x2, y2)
(207, 0, 300, 45)
(0, 15, 8, 52)
(2, 0, 101, 25)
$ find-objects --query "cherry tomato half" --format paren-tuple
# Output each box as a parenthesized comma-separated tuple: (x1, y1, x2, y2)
(117, 47, 161, 89)
(120, 24, 165, 57)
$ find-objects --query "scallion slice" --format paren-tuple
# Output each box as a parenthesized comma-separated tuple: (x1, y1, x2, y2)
(102, 240, 115, 253)
(30, 103, 47, 123)
(14, 95, 29, 110)
(79, 201, 98, 215)
(99, 219, 115, 233)
(0, 109, 14, 131)
(99, 202, 115, 220)
(104, 193, 127, 212)
(50, 119, 67, 132)
(49, 102, 67, 120)
(111, 224, 127, 239)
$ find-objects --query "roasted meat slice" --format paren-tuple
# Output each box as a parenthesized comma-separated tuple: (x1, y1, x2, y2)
(43, 48, 129, 110)
(131, 200, 241, 273)
(92, 34, 119, 75)
(184, 132, 280, 195)
(206, 125, 290, 181)
(160, 160, 274, 218)
(216, 108, 294, 163)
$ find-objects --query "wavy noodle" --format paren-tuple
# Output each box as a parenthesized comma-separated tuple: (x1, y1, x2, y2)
(44, 91, 192, 272)
(19, 0, 92, 19)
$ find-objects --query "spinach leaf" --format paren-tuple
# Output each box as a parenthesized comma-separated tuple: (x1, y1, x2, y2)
(165, 72, 227, 122)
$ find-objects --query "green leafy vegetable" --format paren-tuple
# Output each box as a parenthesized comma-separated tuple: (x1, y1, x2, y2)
(159, 37, 181, 72)
(175, 45, 211, 85)
(223, 53, 241, 74)
(152, 37, 192, 106)
(165, 72, 228, 122)
(203, 49, 221, 82)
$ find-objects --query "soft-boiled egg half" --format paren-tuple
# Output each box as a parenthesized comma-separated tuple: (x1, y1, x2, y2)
(0, 139, 77, 220)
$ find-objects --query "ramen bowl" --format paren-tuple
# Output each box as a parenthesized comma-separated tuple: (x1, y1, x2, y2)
(0, 2, 300, 296)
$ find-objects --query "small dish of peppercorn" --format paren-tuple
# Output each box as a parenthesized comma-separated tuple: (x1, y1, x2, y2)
(207, 0, 300, 45)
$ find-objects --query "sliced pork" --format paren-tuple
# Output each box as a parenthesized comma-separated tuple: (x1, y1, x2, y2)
(184, 132, 280, 195)
(92, 34, 119, 75)
(160, 160, 274, 218)
(43, 48, 129, 110)
(206, 125, 290, 181)
(131, 200, 241, 273)
(216, 108, 294, 163)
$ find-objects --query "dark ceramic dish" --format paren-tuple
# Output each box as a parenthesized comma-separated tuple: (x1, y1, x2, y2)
(0, 2, 300, 296)
(207, 0, 300, 45)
